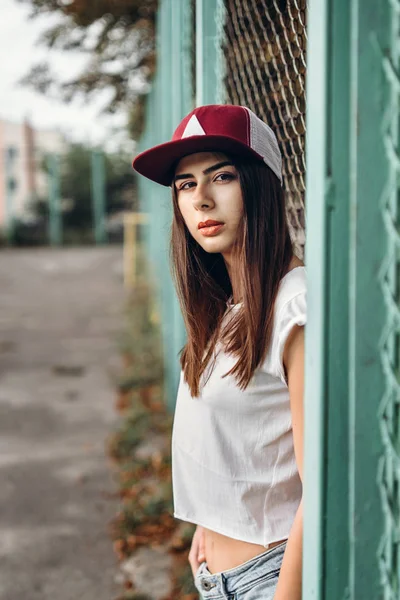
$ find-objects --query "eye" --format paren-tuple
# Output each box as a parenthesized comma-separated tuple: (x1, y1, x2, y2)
(214, 172, 235, 182)
(178, 181, 196, 191)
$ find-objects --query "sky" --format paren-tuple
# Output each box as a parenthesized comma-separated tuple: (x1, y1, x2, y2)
(0, 0, 130, 150)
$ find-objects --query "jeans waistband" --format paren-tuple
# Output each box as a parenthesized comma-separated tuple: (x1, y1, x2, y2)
(195, 539, 287, 598)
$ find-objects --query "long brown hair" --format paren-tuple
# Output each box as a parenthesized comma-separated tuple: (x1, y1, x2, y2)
(170, 153, 294, 398)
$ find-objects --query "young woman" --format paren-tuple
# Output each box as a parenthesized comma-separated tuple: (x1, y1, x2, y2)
(132, 104, 305, 600)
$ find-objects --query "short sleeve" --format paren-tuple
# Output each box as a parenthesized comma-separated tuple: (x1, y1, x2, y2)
(275, 291, 306, 386)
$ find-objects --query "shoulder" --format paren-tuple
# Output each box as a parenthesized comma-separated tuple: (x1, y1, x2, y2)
(271, 266, 307, 386)
(274, 266, 307, 319)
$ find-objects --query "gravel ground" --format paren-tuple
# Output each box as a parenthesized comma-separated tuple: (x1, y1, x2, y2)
(0, 246, 126, 600)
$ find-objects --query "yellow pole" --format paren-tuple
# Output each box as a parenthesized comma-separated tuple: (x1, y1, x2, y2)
(123, 212, 149, 289)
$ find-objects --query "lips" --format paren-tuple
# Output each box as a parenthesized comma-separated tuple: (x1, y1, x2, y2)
(198, 220, 224, 230)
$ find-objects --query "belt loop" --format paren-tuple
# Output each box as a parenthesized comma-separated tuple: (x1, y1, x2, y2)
(220, 572, 230, 598)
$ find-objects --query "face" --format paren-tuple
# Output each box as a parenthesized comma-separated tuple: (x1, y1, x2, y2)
(173, 152, 244, 264)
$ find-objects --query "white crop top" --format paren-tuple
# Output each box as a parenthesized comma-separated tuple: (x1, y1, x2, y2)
(171, 266, 306, 547)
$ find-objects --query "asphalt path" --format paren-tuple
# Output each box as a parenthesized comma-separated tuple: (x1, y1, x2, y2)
(0, 246, 125, 600)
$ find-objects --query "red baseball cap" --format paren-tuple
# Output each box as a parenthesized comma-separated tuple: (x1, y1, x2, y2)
(132, 104, 282, 187)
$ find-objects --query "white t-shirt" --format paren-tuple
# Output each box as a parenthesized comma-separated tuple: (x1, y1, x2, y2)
(171, 266, 306, 547)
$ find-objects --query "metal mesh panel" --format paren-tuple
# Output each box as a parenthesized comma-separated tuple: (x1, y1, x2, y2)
(220, 0, 307, 257)
(377, 0, 400, 595)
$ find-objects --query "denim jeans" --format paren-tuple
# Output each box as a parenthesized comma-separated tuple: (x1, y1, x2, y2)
(194, 540, 287, 600)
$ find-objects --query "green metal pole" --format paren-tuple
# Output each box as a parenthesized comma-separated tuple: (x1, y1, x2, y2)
(302, 0, 329, 597)
(352, 1, 388, 598)
(4, 148, 15, 246)
(196, 0, 226, 106)
(91, 149, 107, 245)
(47, 154, 62, 246)
(169, 0, 194, 410)
(322, 0, 352, 597)
(158, 0, 176, 413)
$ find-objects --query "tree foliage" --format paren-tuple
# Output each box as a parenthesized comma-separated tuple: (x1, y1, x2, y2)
(18, 0, 157, 136)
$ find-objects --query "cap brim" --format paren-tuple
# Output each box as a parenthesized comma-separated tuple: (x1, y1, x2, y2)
(132, 135, 264, 186)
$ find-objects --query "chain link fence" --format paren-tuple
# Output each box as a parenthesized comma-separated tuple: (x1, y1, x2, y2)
(220, 0, 307, 258)
(377, 0, 400, 595)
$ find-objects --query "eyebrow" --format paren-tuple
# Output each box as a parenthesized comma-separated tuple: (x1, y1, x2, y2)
(173, 161, 234, 183)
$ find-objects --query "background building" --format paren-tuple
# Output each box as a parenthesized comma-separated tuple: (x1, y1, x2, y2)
(0, 117, 65, 227)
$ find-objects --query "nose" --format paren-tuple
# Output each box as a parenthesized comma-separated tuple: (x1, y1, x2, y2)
(192, 182, 214, 210)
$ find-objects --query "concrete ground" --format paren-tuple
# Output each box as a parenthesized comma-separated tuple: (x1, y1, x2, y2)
(0, 246, 126, 600)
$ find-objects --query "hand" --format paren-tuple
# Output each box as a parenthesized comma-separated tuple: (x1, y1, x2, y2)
(188, 525, 206, 577)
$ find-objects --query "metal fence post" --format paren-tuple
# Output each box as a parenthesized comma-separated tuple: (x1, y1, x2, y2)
(359, 1, 395, 599)
(4, 147, 16, 246)
(91, 149, 107, 244)
(169, 0, 194, 406)
(47, 154, 62, 246)
(302, 1, 329, 597)
(196, 0, 226, 106)
(136, 0, 195, 413)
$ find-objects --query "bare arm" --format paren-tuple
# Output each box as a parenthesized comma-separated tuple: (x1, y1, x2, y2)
(273, 324, 305, 600)
(188, 525, 206, 577)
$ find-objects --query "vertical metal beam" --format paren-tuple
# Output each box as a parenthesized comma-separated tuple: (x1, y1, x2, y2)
(91, 149, 107, 245)
(162, 0, 175, 412)
(123, 213, 136, 290)
(351, 1, 388, 598)
(123, 213, 149, 289)
(47, 154, 62, 246)
(171, 0, 194, 121)
(169, 0, 194, 407)
(375, 0, 400, 593)
(323, 0, 352, 598)
(141, 0, 195, 413)
(303, 0, 329, 597)
(157, 0, 177, 412)
(196, 0, 226, 106)
(4, 148, 16, 245)
(304, 0, 352, 596)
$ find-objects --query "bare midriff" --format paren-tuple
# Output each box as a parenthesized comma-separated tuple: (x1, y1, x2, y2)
(203, 528, 287, 574)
